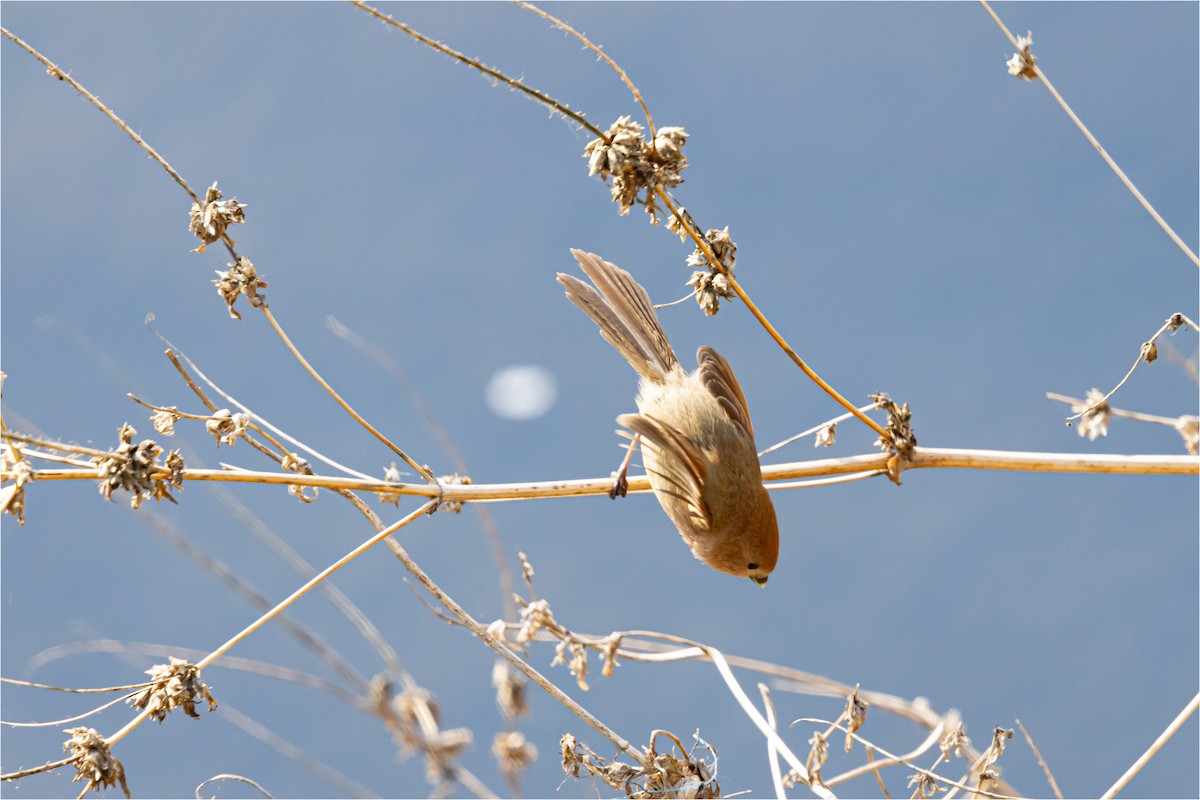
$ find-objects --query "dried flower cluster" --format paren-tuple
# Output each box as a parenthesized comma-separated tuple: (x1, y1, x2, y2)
(63, 727, 130, 798)
(1175, 415, 1199, 455)
(372, 678, 473, 785)
(492, 730, 539, 783)
(150, 406, 181, 436)
(842, 684, 868, 752)
(2, 446, 32, 525)
(870, 392, 918, 485)
(189, 181, 247, 252)
(685, 227, 737, 316)
(214, 256, 268, 320)
(1071, 388, 1110, 442)
(281, 452, 318, 504)
(560, 731, 720, 798)
(814, 422, 837, 448)
(492, 660, 529, 720)
(127, 657, 217, 722)
(974, 726, 1013, 791)
(1006, 31, 1038, 81)
(205, 408, 251, 447)
(96, 423, 182, 508)
(584, 116, 689, 224)
(377, 461, 403, 507)
(436, 471, 472, 513)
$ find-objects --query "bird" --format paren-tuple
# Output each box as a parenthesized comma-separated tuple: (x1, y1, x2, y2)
(557, 249, 779, 585)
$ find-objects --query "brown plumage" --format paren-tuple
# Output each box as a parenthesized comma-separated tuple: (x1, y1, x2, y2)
(558, 249, 780, 585)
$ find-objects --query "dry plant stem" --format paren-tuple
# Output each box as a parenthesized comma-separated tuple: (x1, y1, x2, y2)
(259, 307, 434, 483)
(978, 1, 1199, 269)
(759, 402, 884, 457)
(194, 774, 272, 799)
(106, 500, 436, 748)
(351, 0, 605, 139)
(655, 187, 888, 439)
(704, 648, 831, 798)
(1015, 719, 1063, 800)
(1065, 316, 1193, 422)
(864, 748, 890, 799)
(825, 724, 944, 788)
(1, 755, 77, 783)
(792, 719, 1015, 800)
(1045, 393, 1181, 427)
(375, 526, 645, 766)
(12, 445, 1199, 506)
(326, 316, 518, 622)
(0, 28, 198, 203)
(0, 677, 149, 694)
(162, 345, 372, 480)
(2, 693, 141, 728)
(515, 1, 656, 137)
(1101, 692, 1200, 799)
(758, 684, 789, 800)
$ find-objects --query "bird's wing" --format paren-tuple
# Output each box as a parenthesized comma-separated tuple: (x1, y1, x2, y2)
(696, 346, 754, 439)
(617, 412, 711, 531)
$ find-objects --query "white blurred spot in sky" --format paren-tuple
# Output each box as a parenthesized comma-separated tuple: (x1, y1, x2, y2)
(485, 365, 557, 420)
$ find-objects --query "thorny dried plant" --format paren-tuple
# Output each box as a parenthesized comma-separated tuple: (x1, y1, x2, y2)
(95, 423, 183, 508)
(63, 727, 130, 799)
(584, 116, 688, 224)
(127, 657, 217, 723)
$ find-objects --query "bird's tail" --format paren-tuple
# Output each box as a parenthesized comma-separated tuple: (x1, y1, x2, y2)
(557, 249, 678, 381)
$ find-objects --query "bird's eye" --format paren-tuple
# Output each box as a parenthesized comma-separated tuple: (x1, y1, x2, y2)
(747, 562, 758, 570)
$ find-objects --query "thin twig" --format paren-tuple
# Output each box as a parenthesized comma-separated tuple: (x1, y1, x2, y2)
(260, 307, 435, 483)
(514, 1, 656, 138)
(655, 187, 889, 438)
(978, 1, 1199, 268)
(0, 27, 198, 203)
(1015, 719, 1063, 800)
(106, 501, 437, 747)
(1100, 692, 1200, 799)
(758, 684, 789, 800)
(351, 0, 605, 139)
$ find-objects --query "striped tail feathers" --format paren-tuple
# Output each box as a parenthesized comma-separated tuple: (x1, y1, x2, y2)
(558, 249, 678, 381)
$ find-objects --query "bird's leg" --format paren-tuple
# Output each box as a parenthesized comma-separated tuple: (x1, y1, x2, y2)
(610, 433, 640, 499)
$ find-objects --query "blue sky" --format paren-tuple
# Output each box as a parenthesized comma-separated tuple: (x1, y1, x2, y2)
(2, 3, 1197, 798)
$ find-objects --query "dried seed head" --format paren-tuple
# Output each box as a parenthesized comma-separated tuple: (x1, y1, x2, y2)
(685, 228, 738, 316)
(843, 684, 868, 752)
(1006, 31, 1038, 81)
(666, 207, 697, 243)
(940, 722, 970, 761)
(552, 638, 590, 691)
(2, 450, 32, 525)
(96, 423, 180, 508)
(1174, 415, 1199, 455)
(377, 461, 402, 507)
(128, 657, 217, 722)
(1072, 388, 1110, 442)
(437, 472, 471, 513)
(189, 181, 247, 252)
(213, 256, 268, 320)
(871, 392, 918, 484)
(907, 770, 941, 799)
(150, 406, 180, 436)
(814, 422, 837, 448)
(583, 116, 689, 224)
(493, 730, 538, 780)
(492, 659, 529, 719)
(63, 727, 130, 798)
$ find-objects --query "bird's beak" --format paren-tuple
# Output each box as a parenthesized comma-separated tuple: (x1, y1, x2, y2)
(751, 575, 768, 587)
